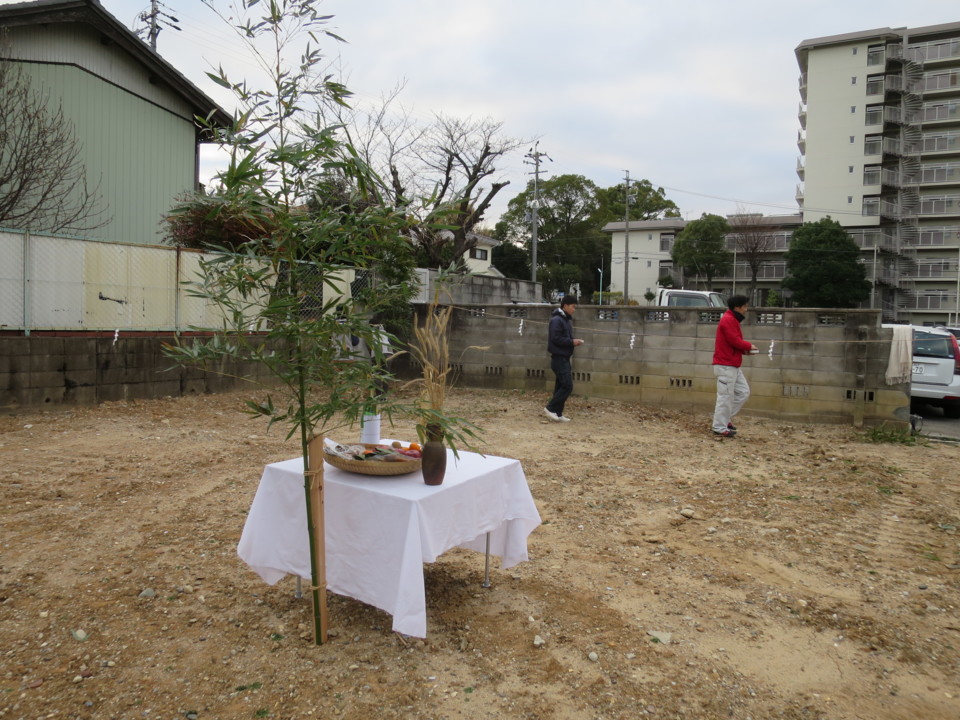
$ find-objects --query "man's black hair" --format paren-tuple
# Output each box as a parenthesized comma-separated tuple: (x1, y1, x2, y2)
(727, 294, 750, 310)
(560, 295, 579, 307)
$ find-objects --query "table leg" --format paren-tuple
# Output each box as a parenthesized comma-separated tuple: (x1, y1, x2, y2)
(295, 576, 302, 599)
(482, 532, 492, 588)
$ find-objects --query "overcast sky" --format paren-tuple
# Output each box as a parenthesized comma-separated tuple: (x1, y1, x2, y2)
(5, 0, 960, 225)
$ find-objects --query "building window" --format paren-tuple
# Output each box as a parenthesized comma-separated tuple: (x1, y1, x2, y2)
(852, 47, 858, 55)
(851, 76, 857, 85)
(862, 197, 880, 215)
(469, 247, 488, 261)
(849, 166, 855, 173)
(850, 136, 856, 143)
(866, 75, 884, 95)
(864, 105, 883, 125)
(660, 235, 674, 252)
(848, 196, 854, 204)
(867, 45, 884, 65)
(864, 135, 882, 155)
(647, 260, 652, 268)
(851, 106, 857, 113)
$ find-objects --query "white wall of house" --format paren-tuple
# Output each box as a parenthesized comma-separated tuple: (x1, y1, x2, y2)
(605, 220, 686, 302)
(463, 234, 501, 276)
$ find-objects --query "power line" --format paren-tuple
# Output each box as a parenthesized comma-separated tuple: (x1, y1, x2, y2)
(648, 180, 885, 220)
(135, 1, 181, 51)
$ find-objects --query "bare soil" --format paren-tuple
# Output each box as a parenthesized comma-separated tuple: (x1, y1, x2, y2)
(1, 387, 959, 720)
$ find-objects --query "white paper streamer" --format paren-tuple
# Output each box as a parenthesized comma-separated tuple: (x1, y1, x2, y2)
(768, 339, 775, 359)
(113, 329, 119, 345)
(629, 333, 636, 350)
(518, 319, 524, 336)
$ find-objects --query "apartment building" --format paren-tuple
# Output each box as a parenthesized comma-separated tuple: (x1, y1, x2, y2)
(797, 22, 960, 324)
(604, 23, 960, 324)
(601, 215, 799, 307)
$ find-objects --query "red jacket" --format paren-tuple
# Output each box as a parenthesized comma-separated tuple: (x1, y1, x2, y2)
(713, 309, 753, 367)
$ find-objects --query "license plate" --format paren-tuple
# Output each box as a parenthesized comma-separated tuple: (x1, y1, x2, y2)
(912, 364, 924, 375)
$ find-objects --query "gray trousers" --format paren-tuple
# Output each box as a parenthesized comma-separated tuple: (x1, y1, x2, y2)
(712, 365, 750, 432)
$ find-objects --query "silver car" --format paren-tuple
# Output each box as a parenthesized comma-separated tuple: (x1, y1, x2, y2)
(903, 325, 960, 419)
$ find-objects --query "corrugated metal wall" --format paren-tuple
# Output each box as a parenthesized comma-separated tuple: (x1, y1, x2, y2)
(6, 23, 201, 245)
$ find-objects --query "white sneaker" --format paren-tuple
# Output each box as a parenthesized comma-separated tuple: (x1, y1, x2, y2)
(558, 415, 571, 422)
(543, 408, 562, 422)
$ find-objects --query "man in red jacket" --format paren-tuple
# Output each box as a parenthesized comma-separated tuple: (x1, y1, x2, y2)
(712, 295, 757, 437)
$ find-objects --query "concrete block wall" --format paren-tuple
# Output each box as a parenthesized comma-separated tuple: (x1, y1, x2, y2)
(436, 305, 908, 427)
(0, 334, 276, 411)
(2, 307, 909, 428)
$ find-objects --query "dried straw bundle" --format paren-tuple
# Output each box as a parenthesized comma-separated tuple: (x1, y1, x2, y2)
(409, 302, 453, 412)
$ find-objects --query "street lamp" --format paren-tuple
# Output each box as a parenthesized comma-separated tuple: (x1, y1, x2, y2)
(598, 260, 604, 306)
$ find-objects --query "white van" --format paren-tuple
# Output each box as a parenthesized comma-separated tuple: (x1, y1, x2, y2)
(884, 324, 960, 418)
(652, 288, 725, 308)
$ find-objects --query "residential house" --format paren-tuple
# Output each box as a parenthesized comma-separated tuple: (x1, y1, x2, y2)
(0, 0, 230, 245)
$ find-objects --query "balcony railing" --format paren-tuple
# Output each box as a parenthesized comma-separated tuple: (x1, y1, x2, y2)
(900, 294, 958, 310)
(913, 262, 959, 279)
(921, 101, 960, 123)
(850, 228, 898, 249)
(917, 226, 960, 245)
(919, 195, 960, 216)
(922, 71, 960, 92)
(920, 163, 960, 184)
(909, 39, 960, 63)
(923, 133, 960, 154)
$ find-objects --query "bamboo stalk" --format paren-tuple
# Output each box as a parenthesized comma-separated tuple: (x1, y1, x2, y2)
(306, 434, 328, 644)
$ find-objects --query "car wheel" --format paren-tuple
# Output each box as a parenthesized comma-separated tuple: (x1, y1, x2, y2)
(944, 405, 960, 420)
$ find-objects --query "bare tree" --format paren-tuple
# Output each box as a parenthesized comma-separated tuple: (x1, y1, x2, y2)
(0, 42, 109, 234)
(727, 207, 777, 301)
(405, 115, 521, 268)
(336, 90, 523, 269)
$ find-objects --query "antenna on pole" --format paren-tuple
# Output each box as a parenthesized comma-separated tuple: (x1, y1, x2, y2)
(524, 141, 552, 286)
(136, 1, 181, 51)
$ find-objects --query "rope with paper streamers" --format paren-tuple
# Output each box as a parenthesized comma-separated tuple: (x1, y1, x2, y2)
(444, 304, 899, 356)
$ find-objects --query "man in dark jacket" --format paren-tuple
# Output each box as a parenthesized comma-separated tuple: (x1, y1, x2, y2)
(544, 296, 584, 422)
(711, 295, 757, 437)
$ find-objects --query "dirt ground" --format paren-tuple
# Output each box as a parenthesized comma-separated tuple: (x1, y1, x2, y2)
(1, 385, 959, 720)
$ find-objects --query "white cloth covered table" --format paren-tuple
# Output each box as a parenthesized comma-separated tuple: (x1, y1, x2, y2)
(237, 449, 541, 637)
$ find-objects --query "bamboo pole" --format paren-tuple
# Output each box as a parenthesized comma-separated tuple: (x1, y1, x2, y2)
(306, 434, 328, 644)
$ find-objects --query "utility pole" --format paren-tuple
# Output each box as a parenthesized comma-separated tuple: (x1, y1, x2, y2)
(137, 1, 181, 51)
(524, 142, 551, 285)
(623, 170, 633, 304)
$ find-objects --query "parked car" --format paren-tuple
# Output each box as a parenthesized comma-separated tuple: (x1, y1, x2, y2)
(936, 325, 960, 341)
(652, 287, 726, 308)
(884, 324, 960, 418)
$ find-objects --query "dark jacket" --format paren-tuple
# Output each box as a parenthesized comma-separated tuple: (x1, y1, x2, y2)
(713, 309, 752, 367)
(547, 307, 576, 357)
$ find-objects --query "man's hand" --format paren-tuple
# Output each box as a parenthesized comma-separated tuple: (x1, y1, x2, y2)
(573, 338, 584, 346)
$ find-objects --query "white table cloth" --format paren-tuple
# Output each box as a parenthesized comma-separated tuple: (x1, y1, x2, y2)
(237, 448, 541, 637)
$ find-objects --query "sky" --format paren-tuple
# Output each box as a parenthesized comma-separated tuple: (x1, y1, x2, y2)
(5, 0, 960, 226)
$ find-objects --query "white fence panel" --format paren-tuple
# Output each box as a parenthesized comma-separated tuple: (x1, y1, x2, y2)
(177, 250, 230, 330)
(31, 235, 85, 328)
(0, 232, 24, 327)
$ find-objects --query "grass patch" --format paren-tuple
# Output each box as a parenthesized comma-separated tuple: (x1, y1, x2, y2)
(865, 423, 919, 446)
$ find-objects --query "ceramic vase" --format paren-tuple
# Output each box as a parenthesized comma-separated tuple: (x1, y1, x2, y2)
(420, 423, 446, 486)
